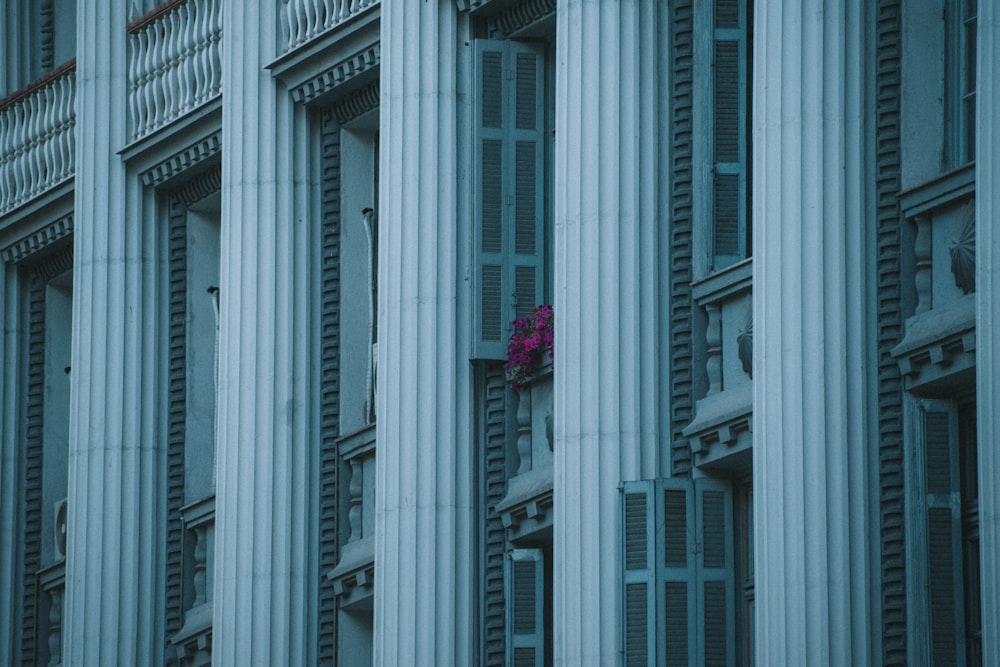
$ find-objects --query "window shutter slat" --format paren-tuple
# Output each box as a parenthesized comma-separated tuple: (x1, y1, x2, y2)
(622, 481, 657, 667)
(661, 478, 698, 666)
(696, 478, 736, 667)
(506, 549, 544, 667)
(713, 41, 740, 163)
(920, 403, 966, 666)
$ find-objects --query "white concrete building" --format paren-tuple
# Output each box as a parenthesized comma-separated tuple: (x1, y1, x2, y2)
(1, 0, 997, 665)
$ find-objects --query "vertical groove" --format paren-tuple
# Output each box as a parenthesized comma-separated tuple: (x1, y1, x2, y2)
(874, 1, 906, 664)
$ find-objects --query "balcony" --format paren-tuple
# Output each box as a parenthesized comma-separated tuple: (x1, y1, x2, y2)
(280, 0, 379, 54)
(170, 495, 215, 666)
(495, 360, 553, 544)
(683, 258, 753, 470)
(327, 424, 376, 609)
(0, 62, 76, 218)
(893, 164, 976, 392)
(127, 0, 222, 143)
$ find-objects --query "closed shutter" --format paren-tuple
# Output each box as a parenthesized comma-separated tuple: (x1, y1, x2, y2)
(474, 40, 546, 359)
(622, 478, 736, 666)
(622, 480, 658, 666)
(919, 402, 966, 666)
(695, 477, 736, 667)
(712, 0, 750, 267)
(506, 548, 545, 667)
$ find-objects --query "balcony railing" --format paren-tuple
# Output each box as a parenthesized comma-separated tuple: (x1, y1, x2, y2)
(281, 0, 379, 53)
(37, 560, 66, 667)
(683, 258, 753, 469)
(893, 164, 976, 389)
(127, 0, 222, 142)
(171, 495, 215, 666)
(327, 424, 376, 608)
(0, 63, 75, 217)
(495, 361, 553, 543)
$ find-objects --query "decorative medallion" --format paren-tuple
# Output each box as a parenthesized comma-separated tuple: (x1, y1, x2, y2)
(949, 202, 975, 294)
(736, 300, 753, 379)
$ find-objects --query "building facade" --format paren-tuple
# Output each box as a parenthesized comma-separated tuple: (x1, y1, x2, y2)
(1, 0, 998, 665)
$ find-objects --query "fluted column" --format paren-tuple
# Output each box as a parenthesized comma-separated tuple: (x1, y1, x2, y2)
(64, 0, 163, 663)
(976, 5, 1000, 665)
(752, 1, 874, 664)
(374, 1, 475, 664)
(212, 0, 314, 664)
(552, 1, 662, 663)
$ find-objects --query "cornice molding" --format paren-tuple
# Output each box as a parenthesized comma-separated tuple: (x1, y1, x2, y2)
(290, 44, 380, 106)
(32, 244, 74, 283)
(172, 163, 223, 207)
(333, 81, 380, 126)
(1, 213, 74, 264)
(141, 132, 222, 188)
(488, 0, 556, 37)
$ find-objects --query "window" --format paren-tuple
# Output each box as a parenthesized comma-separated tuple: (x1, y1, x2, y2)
(472, 39, 549, 360)
(947, 0, 976, 167)
(622, 478, 736, 666)
(908, 399, 982, 666)
(709, 0, 752, 269)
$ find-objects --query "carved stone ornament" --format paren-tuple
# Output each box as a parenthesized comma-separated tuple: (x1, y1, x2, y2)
(736, 301, 753, 379)
(949, 202, 975, 294)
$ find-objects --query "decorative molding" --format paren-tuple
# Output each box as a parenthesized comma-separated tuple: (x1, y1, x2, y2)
(31, 245, 74, 284)
(669, 0, 695, 477)
(949, 202, 975, 294)
(173, 164, 223, 207)
(736, 301, 753, 379)
(290, 44, 380, 106)
(487, 0, 556, 37)
(317, 108, 342, 662)
(41, 0, 55, 70)
(140, 132, 222, 187)
(482, 364, 508, 667)
(333, 81, 380, 126)
(1, 214, 74, 264)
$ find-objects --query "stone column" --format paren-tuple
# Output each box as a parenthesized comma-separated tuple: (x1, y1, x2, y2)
(976, 5, 1000, 665)
(373, 1, 475, 664)
(64, 0, 162, 663)
(752, 1, 874, 664)
(552, 1, 662, 662)
(212, 0, 315, 664)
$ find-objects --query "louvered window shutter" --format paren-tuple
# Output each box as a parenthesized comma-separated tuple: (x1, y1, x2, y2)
(695, 478, 736, 667)
(919, 402, 967, 665)
(622, 481, 658, 666)
(505, 548, 545, 667)
(473, 40, 547, 360)
(661, 478, 698, 666)
(712, 0, 750, 268)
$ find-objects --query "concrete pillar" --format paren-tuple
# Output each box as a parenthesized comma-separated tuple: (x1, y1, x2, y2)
(64, 0, 163, 663)
(212, 0, 315, 663)
(976, 5, 1000, 665)
(752, 0, 874, 664)
(552, 0, 662, 663)
(373, 1, 476, 664)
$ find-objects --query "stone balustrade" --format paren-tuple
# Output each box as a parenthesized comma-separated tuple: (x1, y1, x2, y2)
(495, 361, 553, 543)
(172, 495, 215, 666)
(893, 164, 976, 390)
(327, 424, 375, 608)
(0, 62, 75, 217)
(127, 0, 222, 142)
(683, 258, 753, 469)
(281, 0, 379, 53)
(37, 560, 66, 667)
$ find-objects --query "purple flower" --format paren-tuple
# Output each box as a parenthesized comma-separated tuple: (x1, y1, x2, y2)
(505, 305, 554, 392)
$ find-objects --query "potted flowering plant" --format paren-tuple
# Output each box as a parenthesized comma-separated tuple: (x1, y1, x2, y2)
(504, 304, 554, 392)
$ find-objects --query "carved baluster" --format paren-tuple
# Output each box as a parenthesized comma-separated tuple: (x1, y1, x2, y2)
(191, 522, 208, 607)
(705, 302, 723, 395)
(913, 213, 932, 315)
(515, 387, 533, 475)
(347, 458, 364, 543)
